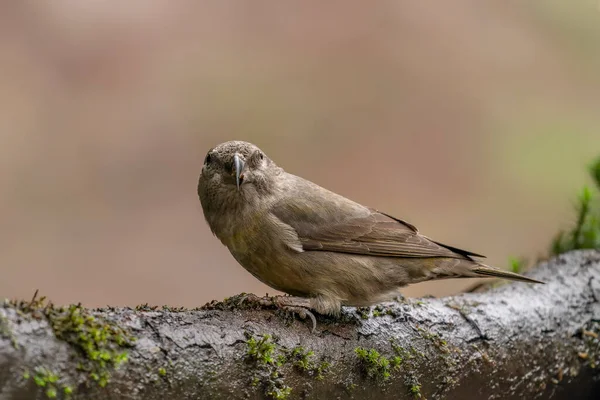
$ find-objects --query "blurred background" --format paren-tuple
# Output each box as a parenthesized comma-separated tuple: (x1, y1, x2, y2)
(1, 1, 599, 308)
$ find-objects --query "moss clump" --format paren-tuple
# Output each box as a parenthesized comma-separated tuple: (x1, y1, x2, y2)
(267, 386, 292, 400)
(244, 335, 332, 399)
(345, 382, 358, 393)
(408, 382, 422, 398)
(290, 346, 313, 370)
(354, 340, 427, 384)
(16, 292, 135, 395)
(245, 333, 291, 400)
(27, 367, 73, 399)
(372, 304, 396, 317)
(357, 307, 371, 319)
(52, 305, 133, 387)
(288, 346, 330, 380)
(357, 304, 397, 319)
(315, 361, 331, 381)
(246, 334, 278, 365)
(552, 156, 600, 255)
(354, 347, 399, 381)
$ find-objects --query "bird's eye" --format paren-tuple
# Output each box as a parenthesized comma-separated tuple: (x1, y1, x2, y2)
(204, 153, 212, 165)
(250, 150, 264, 165)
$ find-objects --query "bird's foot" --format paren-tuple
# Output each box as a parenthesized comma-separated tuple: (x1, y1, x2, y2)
(277, 305, 317, 333)
(238, 294, 317, 333)
(237, 293, 275, 308)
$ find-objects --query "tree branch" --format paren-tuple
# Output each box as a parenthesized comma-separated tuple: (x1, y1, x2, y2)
(1, 250, 600, 399)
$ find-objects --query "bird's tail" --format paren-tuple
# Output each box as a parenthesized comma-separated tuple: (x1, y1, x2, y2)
(472, 263, 544, 284)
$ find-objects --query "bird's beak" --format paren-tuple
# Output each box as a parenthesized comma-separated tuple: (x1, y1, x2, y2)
(234, 153, 245, 191)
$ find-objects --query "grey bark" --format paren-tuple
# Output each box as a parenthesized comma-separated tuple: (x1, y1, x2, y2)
(1, 250, 600, 400)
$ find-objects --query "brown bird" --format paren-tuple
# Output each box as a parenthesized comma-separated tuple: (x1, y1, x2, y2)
(197, 141, 543, 329)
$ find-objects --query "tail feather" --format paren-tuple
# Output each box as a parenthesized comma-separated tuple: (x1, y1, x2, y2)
(472, 264, 544, 284)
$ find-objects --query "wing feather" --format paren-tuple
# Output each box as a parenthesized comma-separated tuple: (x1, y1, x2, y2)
(271, 196, 483, 260)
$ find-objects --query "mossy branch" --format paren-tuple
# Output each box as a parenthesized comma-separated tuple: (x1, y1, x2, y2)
(1, 250, 600, 399)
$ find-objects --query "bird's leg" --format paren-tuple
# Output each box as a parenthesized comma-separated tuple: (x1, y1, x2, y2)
(239, 294, 317, 332)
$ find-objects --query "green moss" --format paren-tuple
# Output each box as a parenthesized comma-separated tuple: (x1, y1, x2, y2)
(290, 346, 313, 371)
(372, 304, 398, 317)
(354, 347, 395, 381)
(551, 156, 600, 255)
(357, 304, 398, 319)
(389, 339, 433, 397)
(409, 383, 422, 398)
(590, 157, 600, 191)
(267, 386, 292, 400)
(508, 256, 527, 274)
(0, 312, 18, 349)
(32, 367, 59, 387)
(14, 292, 135, 397)
(345, 382, 358, 393)
(246, 334, 278, 365)
(390, 341, 410, 361)
(29, 367, 73, 399)
(244, 335, 332, 399)
(391, 340, 426, 369)
(51, 305, 132, 387)
(288, 346, 330, 380)
(372, 304, 385, 317)
(21, 366, 73, 399)
(315, 361, 331, 381)
(404, 373, 423, 398)
(245, 334, 291, 400)
(357, 307, 371, 319)
(158, 367, 167, 377)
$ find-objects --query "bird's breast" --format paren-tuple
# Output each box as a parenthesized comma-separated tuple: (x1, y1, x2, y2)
(216, 210, 309, 295)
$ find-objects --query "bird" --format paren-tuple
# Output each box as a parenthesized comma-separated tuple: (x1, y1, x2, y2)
(197, 140, 543, 329)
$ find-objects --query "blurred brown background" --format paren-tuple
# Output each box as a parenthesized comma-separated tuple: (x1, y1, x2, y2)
(1, 1, 599, 308)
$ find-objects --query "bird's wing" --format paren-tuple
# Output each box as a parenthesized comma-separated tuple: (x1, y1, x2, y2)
(271, 195, 484, 260)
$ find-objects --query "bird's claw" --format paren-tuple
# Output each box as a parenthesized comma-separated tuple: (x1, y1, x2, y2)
(279, 305, 317, 333)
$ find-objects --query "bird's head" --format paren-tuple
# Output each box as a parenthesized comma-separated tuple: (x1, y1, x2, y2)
(198, 141, 281, 215)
